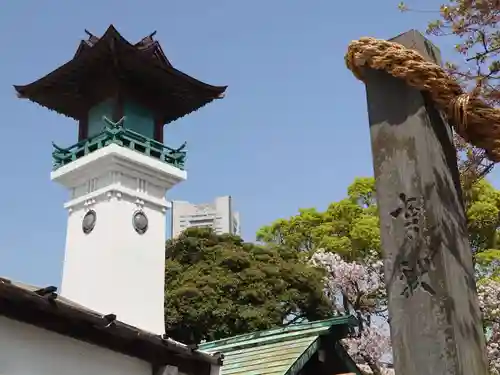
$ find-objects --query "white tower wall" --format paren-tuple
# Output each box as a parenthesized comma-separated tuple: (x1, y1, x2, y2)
(52, 144, 186, 334)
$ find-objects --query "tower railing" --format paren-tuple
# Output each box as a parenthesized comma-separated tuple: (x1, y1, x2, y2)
(52, 116, 186, 171)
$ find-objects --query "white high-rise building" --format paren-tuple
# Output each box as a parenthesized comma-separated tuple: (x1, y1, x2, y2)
(171, 196, 240, 238)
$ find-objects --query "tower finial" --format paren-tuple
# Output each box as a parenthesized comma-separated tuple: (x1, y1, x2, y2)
(84, 29, 99, 46)
(137, 31, 158, 47)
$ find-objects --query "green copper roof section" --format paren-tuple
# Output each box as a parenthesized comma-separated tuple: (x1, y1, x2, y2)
(198, 316, 357, 375)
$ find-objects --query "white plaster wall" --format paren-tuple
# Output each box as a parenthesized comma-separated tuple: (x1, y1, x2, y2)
(55, 146, 186, 335)
(61, 191, 167, 334)
(0, 316, 151, 375)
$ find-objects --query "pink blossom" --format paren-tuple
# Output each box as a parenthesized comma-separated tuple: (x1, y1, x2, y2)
(488, 323, 500, 375)
(477, 279, 500, 323)
(310, 250, 389, 368)
(311, 249, 500, 373)
(478, 279, 500, 373)
(310, 250, 385, 313)
(343, 324, 391, 365)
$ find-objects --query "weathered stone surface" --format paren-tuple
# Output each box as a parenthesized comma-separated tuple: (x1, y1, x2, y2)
(363, 30, 488, 374)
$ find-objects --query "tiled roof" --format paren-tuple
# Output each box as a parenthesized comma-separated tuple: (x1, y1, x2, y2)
(198, 316, 358, 375)
(0, 276, 221, 366)
(14, 25, 227, 124)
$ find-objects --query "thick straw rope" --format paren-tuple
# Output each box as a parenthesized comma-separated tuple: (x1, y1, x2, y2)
(345, 37, 500, 162)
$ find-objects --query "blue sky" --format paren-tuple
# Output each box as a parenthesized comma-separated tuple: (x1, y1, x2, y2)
(1, 0, 498, 287)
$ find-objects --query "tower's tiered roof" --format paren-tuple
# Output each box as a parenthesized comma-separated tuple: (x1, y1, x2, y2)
(14, 25, 227, 125)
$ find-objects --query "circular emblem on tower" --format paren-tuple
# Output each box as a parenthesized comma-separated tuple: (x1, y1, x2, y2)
(133, 210, 148, 235)
(82, 210, 97, 234)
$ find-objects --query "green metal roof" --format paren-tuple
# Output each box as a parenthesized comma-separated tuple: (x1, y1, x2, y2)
(198, 316, 358, 375)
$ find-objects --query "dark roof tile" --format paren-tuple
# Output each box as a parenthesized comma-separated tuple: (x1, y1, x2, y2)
(0, 276, 222, 368)
(14, 25, 226, 125)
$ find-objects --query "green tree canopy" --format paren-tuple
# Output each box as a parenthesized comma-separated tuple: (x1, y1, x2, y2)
(258, 177, 500, 273)
(164, 227, 332, 344)
(256, 177, 380, 262)
(467, 179, 500, 276)
(259, 176, 500, 373)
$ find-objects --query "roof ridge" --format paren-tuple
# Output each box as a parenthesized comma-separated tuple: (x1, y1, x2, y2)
(199, 315, 356, 350)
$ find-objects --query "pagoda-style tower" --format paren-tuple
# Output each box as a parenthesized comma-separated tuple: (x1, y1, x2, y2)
(14, 26, 226, 334)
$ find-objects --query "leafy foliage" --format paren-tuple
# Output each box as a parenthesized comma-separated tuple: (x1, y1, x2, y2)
(467, 179, 500, 278)
(313, 247, 500, 374)
(311, 251, 390, 374)
(257, 177, 380, 261)
(258, 177, 500, 268)
(164, 227, 332, 344)
(259, 176, 500, 373)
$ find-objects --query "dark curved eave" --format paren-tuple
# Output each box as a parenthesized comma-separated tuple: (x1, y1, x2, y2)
(107, 26, 226, 96)
(152, 43, 172, 68)
(119, 61, 224, 124)
(135, 41, 173, 68)
(14, 25, 227, 122)
(76, 38, 173, 69)
(14, 29, 113, 101)
(14, 33, 115, 120)
(73, 41, 89, 59)
(163, 96, 220, 125)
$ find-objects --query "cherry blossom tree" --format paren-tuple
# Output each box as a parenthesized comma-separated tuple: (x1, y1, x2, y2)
(311, 250, 390, 375)
(487, 323, 500, 375)
(312, 250, 500, 374)
(261, 174, 500, 373)
(478, 278, 500, 373)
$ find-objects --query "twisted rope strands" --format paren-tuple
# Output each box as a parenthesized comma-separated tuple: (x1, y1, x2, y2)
(345, 37, 500, 162)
